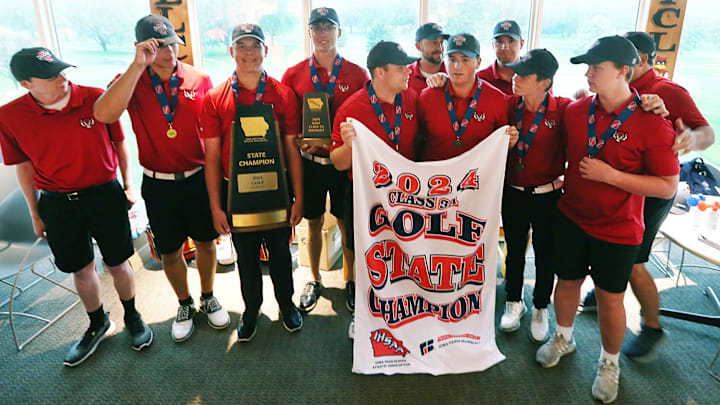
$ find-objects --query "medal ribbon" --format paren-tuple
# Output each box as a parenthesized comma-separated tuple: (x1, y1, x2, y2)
(367, 83, 402, 149)
(231, 70, 267, 106)
(309, 54, 342, 98)
(515, 94, 549, 159)
(147, 66, 178, 126)
(445, 77, 483, 142)
(587, 91, 641, 157)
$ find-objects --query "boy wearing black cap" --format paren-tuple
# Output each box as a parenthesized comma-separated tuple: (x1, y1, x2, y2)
(282, 7, 369, 315)
(580, 31, 715, 361)
(476, 20, 525, 95)
(499, 49, 569, 343)
(330, 40, 420, 338)
(0, 48, 153, 366)
(419, 33, 516, 162)
(200, 23, 304, 342)
(408, 22, 450, 94)
(94, 14, 231, 344)
(536, 36, 679, 403)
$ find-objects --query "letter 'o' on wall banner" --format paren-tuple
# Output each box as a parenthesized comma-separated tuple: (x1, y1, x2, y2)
(646, 0, 687, 79)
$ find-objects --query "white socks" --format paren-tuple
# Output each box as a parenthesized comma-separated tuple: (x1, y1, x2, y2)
(557, 325, 573, 341)
(600, 347, 620, 365)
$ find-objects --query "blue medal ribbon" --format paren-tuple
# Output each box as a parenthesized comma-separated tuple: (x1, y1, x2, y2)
(309, 54, 342, 99)
(367, 83, 402, 151)
(231, 70, 267, 106)
(515, 94, 549, 170)
(445, 77, 483, 147)
(147, 66, 179, 128)
(587, 92, 641, 157)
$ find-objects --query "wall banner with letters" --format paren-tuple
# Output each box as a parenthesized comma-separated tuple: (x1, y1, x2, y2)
(351, 120, 507, 375)
(646, 0, 687, 79)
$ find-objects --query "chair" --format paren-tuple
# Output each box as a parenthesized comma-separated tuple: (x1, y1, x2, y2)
(0, 188, 81, 350)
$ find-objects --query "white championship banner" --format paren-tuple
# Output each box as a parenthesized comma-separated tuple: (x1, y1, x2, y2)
(351, 119, 508, 375)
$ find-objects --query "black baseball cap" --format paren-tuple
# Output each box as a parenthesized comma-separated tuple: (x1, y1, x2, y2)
(367, 41, 419, 71)
(9, 47, 75, 82)
(570, 35, 639, 66)
(135, 15, 185, 46)
(623, 31, 657, 58)
(309, 7, 340, 25)
(507, 49, 559, 78)
(415, 22, 450, 42)
(446, 33, 481, 58)
(493, 20, 522, 40)
(232, 23, 265, 45)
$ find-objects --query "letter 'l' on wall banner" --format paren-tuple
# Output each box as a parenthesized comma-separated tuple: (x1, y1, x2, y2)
(350, 119, 508, 375)
(646, 0, 687, 79)
(149, 0, 200, 66)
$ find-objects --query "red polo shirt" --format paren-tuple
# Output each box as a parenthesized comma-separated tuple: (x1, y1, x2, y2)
(408, 60, 446, 95)
(419, 80, 509, 161)
(0, 83, 123, 192)
(281, 55, 369, 156)
(631, 68, 709, 129)
(559, 94, 680, 245)
(506, 95, 571, 187)
(199, 73, 300, 179)
(330, 83, 419, 179)
(476, 61, 513, 95)
(121, 61, 213, 173)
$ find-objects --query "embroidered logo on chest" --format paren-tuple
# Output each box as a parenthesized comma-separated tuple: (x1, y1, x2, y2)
(404, 112, 414, 120)
(338, 83, 350, 92)
(79, 117, 95, 128)
(544, 118, 556, 128)
(184, 89, 196, 100)
(613, 130, 628, 143)
(473, 112, 485, 122)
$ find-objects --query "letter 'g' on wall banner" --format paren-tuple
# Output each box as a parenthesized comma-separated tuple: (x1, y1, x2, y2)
(646, 0, 687, 79)
(350, 119, 509, 375)
(150, 0, 196, 65)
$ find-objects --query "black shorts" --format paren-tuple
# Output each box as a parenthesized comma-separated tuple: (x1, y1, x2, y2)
(141, 168, 218, 255)
(343, 181, 354, 252)
(553, 210, 640, 293)
(38, 180, 134, 273)
(636, 196, 674, 264)
(302, 157, 348, 220)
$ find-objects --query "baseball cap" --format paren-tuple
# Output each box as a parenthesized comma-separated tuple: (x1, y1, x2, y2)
(507, 49, 559, 78)
(231, 23, 265, 45)
(623, 31, 657, 58)
(135, 15, 185, 46)
(9, 47, 75, 82)
(367, 41, 419, 71)
(446, 33, 481, 58)
(309, 7, 340, 25)
(415, 22, 450, 42)
(570, 35, 639, 66)
(493, 20, 522, 40)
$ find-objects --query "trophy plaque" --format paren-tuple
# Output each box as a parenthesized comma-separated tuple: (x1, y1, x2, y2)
(294, 91, 332, 147)
(227, 104, 290, 232)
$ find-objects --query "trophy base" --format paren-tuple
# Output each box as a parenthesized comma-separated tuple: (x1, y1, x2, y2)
(231, 209, 289, 232)
(293, 137, 332, 147)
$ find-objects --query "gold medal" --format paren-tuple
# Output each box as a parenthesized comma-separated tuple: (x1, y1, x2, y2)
(167, 127, 177, 139)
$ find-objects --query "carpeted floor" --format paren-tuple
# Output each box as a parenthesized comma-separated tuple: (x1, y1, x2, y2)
(1, 236, 719, 404)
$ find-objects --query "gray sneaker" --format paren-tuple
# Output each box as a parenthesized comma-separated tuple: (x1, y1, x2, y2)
(63, 316, 116, 367)
(536, 332, 576, 368)
(592, 359, 620, 403)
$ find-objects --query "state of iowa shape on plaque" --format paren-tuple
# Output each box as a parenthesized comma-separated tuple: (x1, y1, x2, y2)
(228, 104, 290, 232)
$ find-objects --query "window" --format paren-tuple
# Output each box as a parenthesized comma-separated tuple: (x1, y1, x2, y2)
(429, 0, 531, 71)
(197, 0, 304, 84)
(0, 2, 39, 104)
(538, 0, 640, 98)
(311, 0, 420, 68)
(52, 0, 150, 187)
(673, 0, 720, 164)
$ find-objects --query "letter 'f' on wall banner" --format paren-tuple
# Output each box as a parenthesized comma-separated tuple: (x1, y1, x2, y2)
(646, 0, 688, 79)
(350, 119, 509, 375)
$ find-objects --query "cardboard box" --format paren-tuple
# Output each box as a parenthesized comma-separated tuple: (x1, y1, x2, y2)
(297, 224, 342, 271)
